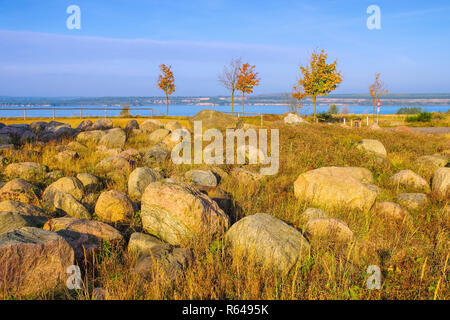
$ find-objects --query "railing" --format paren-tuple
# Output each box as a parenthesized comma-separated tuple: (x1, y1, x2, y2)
(0, 106, 166, 120)
(222, 111, 264, 126)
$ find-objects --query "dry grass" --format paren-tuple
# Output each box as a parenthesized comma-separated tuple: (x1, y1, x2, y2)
(0, 116, 449, 300)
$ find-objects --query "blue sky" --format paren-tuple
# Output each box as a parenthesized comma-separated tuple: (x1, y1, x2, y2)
(0, 0, 449, 96)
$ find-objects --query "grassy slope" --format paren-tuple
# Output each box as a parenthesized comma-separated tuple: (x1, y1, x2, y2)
(0, 115, 449, 300)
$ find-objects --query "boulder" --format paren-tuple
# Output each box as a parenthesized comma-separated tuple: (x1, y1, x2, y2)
(304, 218, 353, 243)
(391, 170, 430, 192)
(118, 148, 142, 163)
(225, 213, 310, 273)
(134, 246, 192, 282)
(95, 190, 134, 223)
(0, 212, 45, 234)
(76, 173, 102, 192)
(284, 113, 309, 125)
(417, 155, 448, 168)
(432, 167, 450, 200)
(125, 120, 139, 132)
(92, 118, 113, 131)
(128, 167, 163, 200)
(0, 134, 12, 145)
(164, 121, 182, 132)
(76, 130, 106, 145)
(0, 200, 48, 220)
(43, 177, 85, 202)
(197, 186, 234, 220)
(4, 162, 49, 181)
(99, 128, 127, 148)
(44, 217, 123, 260)
(55, 150, 79, 162)
(19, 131, 37, 144)
(189, 110, 242, 130)
(67, 141, 88, 152)
(300, 208, 327, 224)
(231, 168, 263, 183)
(140, 119, 163, 132)
(356, 139, 387, 158)
(148, 128, 170, 144)
(397, 193, 429, 211)
(77, 120, 93, 131)
(162, 128, 191, 150)
(128, 232, 171, 257)
(372, 202, 411, 222)
(141, 180, 230, 245)
(0, 227, 74, 295)
(46, 170, 64, 182)
(145, 143, 169, 162)
(50, 191, 91, 219)
(307, 166, 374, 184)
(96, 155, 132, 172)
(293, 167, 377, 212)
(184, 169, 218, 187)
(0, 179, 41, 207)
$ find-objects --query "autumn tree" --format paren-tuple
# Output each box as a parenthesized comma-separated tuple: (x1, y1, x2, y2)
(298, 49, 343, 122)
(236, 63, 260, 115)
(291, 82, 308, 114)
(218, 57, 242, 114)
(157, 64, 175, 116)
(369, 73, 388, 118)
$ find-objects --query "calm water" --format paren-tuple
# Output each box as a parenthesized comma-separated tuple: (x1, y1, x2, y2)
(0, 104, 449, 118)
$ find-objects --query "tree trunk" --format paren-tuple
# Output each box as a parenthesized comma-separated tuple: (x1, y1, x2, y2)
(231, 89, 235, 115)
(242, 92, 245, 115)
(166, 93, 169, 116)
(298, 101, 301, 115)
(372, 97, 376, 121)
(313, 96, 317, 122)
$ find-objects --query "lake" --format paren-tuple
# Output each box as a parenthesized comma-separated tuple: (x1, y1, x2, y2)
(0, 104, 449, 118)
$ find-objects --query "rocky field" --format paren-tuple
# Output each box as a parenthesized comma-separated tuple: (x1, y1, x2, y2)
(0, 111, 448, 300)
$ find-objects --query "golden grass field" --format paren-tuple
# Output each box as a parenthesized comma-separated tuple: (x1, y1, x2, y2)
(0, 113, 449, 300)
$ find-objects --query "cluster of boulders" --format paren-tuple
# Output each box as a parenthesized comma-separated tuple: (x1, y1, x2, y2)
(0, 113, 449, 297)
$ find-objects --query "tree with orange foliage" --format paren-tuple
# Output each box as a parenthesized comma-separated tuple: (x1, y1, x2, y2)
(236, 63, 260, 115)
(298, 49, 343, 122)
(291, 82, 308, 114)
(157, 64, 175, 116)
(369, 73, 388, 119)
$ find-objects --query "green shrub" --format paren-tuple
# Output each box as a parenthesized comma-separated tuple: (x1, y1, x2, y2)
(397, 107, 423, 114)
(406, 112, 432, 122)
(327, 104, 339, 114)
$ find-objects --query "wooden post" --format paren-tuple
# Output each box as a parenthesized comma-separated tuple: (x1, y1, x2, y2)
(343, 118, 346, 125)
(260, 114, 263, 127)
(80, 109, 82, 119)
(351, 119, 353, 127)
(53, 108, 55, 120)
(367, 116, 369, 126)
(23, 109, 26, 120)
(104, 109, 107, 118)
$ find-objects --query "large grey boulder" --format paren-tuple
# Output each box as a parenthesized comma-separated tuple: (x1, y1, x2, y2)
(43, 177, 85, 203)
(391, 170, 430, 192)
(372, 201, 411, 222)
(99, 128, 127, 148)
(397, 193, 429, 211)
(128, 167, 163, 200)
(225, 213, 310, 273)
(0, 200, 48, 220)
(0, 179, 41, 207)
(417, 155, 448, 169)
(432, 167, 450, 200)
(0, 212, 45, 234)
(95, 190, 134, 223)
(128, 232, 171, 257)
(140, 119, 163, 133)
(294, 167, 377, 212)
(4, 162, 49, 181)
(145, 143, 169, 162)
(92, 118, 113, 131)
(284, 113, 309, 125)
(184, 169, 218, 187)
(0, 227, 74, 295)
(304, 218, 353, 243)
(356, 139, 387, 158)
(76, 173, 102, 192)
(44, 217, 123, 260)
(141, 180, 230, 245)
(148, 128, 170, 144)
(76, 130, 106, 145)
(189, 110, 242, 130)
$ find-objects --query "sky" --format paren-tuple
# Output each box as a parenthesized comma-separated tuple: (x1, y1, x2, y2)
(0, 0, 449, 97)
